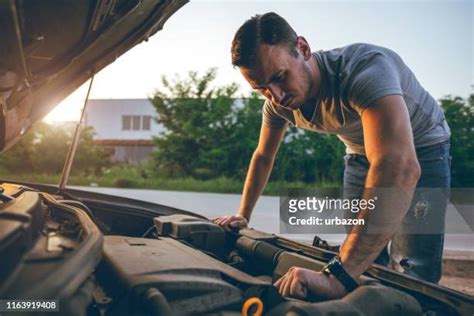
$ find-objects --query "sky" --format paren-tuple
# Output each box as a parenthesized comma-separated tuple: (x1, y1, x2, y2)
(45, 0, 473, 123)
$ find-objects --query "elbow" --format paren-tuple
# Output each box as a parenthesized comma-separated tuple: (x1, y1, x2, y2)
(371, 155, 421, 187)
(402, 158, 421, 186)
(252, 150, 275, 166)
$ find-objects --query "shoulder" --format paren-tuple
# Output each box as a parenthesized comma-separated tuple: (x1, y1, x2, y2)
(320, 43, 403, 67)
(262, 99, 293, 127)
(262, 98, 277, 116)
(339, 45, 406, 112)
(341, 43, 400, 59)
(333, 43, 407, 81)
(263, 99, 292, 116)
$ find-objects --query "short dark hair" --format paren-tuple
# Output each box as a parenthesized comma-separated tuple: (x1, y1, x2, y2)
(231, 12, 298, 68)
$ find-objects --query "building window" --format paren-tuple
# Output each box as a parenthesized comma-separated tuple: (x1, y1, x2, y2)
(122, 115, 152, 131)
(122, 115, 131, 130)
(142, 116, 152, 130)
(132, 115, 141, 130)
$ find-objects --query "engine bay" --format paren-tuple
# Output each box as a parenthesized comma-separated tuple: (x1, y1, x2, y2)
(0, 182, 472, 315)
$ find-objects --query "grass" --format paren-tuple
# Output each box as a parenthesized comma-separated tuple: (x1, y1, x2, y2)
(0, 167, 340, 196)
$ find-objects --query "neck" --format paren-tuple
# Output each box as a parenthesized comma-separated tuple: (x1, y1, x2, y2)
(308, 53, 322, 100)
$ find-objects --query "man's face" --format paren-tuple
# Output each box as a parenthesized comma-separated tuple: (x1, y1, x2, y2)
(240, 43, 314, 111)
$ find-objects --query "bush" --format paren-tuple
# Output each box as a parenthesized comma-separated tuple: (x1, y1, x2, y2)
(114, 178, 135, 188)
(0, 122, 111, 175)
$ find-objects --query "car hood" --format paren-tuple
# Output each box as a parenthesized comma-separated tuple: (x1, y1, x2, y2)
(0, 0, 187, 152)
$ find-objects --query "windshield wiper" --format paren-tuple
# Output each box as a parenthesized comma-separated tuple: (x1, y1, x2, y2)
(57, 72, 95, 194)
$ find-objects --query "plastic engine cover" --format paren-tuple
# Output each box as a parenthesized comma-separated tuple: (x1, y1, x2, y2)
(97, 235, 271, 315)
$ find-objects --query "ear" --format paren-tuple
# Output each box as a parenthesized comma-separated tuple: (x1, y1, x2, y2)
(296, 36, 312, 61)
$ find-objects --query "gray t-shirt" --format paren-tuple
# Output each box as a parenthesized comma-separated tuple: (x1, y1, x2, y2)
(262, 43, 450, 154)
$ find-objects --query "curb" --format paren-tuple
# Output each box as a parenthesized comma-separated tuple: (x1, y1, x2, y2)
(443, 250, 474, 278)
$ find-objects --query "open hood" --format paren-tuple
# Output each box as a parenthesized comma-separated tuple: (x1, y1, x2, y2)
(0, 0, 187, 152)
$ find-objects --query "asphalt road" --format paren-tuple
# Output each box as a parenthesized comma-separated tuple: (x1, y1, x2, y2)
(72, 186, 473, 252)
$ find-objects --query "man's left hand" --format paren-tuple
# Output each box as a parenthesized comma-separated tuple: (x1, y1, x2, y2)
(274, 267, 347, 300)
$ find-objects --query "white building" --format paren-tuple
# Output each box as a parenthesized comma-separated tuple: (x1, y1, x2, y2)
(84, 99, 164, 163)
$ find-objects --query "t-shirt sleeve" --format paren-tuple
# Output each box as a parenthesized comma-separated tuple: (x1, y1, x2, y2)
(262, 99, 288, 129)
(345, 51, 404, 114)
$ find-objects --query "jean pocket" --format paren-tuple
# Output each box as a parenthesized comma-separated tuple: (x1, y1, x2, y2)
(416, 141, 450, 161)
(417, 155, 450, 187)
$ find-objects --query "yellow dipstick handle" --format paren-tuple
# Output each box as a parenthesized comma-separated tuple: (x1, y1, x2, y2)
(242, 297, 263, 316)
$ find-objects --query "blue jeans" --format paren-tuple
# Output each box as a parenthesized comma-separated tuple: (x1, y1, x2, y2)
(343, 140, 451, 283)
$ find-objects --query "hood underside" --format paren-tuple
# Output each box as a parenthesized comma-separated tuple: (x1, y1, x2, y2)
(0, 0, 187, 152)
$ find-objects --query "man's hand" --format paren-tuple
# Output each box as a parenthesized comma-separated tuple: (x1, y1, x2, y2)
(274, 267, 347, 300)
(212, 214, 248, 231)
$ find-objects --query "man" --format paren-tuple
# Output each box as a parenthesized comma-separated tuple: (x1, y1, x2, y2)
(213, 12, 451, 300)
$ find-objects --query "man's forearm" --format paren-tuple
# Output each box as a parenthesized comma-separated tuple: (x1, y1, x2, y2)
(339, 159, 420, 278)
(238, 152, 275, 221)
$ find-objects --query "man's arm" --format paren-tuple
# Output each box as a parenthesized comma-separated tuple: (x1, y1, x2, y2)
(238, 122, 287, 220)
(213, 122, 287, 229)
(339, 94, 420, 277)
(275, 95, 421, 299)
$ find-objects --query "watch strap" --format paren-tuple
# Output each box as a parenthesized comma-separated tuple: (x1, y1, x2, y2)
(322, 256, 359, 292)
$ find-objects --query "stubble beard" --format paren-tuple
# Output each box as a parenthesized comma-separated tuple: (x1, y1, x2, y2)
(300, 58, 316, 107)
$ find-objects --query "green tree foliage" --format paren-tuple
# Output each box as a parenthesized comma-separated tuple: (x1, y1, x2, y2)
(150, 69, 345, 183)
(273, 129, 345, 183)
(0, 122, 111, 175)
(151, 68, 242, 179)
(440, 94, 474, 186)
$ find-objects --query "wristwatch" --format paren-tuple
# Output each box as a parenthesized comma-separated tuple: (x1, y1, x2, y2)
(322, 256, 359, 292)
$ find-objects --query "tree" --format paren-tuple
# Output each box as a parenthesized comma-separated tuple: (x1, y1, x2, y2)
(151, 69, 241, 179)
(440, 94, 474, 186)
(272, 128, 345, 183)
(0, 122, 111, 175)
(226, 91, 262, 178)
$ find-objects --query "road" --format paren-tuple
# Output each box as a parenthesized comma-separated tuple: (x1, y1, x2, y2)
(71, 186, 473, 252)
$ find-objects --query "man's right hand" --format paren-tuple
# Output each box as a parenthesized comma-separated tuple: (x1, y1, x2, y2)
(212, 214, 248, 231)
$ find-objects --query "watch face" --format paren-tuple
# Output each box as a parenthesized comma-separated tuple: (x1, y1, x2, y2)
(324, 256, 346, 280)
(323, 256, 340, 275)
